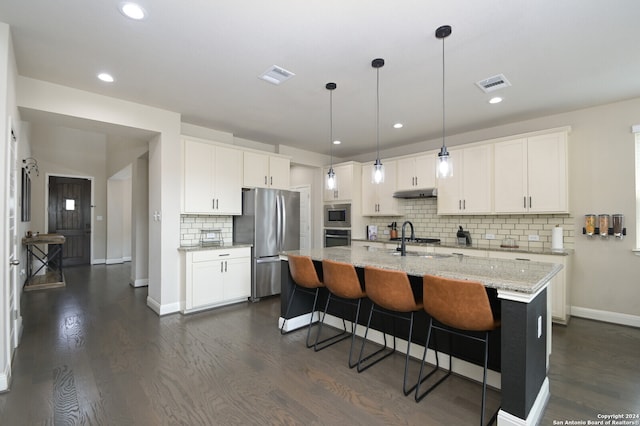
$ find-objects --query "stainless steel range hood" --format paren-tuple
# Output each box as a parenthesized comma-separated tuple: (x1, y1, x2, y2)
(392, 188, 438, 199)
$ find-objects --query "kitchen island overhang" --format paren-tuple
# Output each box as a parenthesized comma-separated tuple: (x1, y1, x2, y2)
(279, 246, 563, 426)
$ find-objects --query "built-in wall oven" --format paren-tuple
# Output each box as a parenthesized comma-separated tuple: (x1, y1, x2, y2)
(324, 228, 351, 247)
(324, 204, 351, 228)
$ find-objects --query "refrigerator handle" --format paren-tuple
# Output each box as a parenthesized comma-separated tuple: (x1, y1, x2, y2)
(276, 194, 282, 251)
(281, 194, 287, 250)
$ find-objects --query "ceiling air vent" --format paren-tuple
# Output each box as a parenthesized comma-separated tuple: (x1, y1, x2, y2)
(259, 65, 295, 85)
(475, 74, 511, 93)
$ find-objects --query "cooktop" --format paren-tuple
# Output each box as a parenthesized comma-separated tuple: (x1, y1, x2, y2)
(389, 237, 441, 244)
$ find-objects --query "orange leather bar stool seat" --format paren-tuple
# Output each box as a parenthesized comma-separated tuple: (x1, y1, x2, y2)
(416, 274, 501, 426)
(280, 254, 324, 348)
(316, 259, 368, 366)
(358, 266, 424, 395)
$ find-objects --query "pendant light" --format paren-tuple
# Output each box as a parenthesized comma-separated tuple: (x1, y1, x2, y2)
(372, 58, 385, 184)
(436, 25, 453, 179)
(326, 82, 337, 191)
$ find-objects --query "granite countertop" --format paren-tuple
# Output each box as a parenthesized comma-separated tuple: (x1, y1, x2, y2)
(352, 238, 573, 256)
(178, 243, 252, 252)
(282, 246, 563, 294)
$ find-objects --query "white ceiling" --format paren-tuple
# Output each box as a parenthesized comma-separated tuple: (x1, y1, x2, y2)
(2, 0, 640, 158)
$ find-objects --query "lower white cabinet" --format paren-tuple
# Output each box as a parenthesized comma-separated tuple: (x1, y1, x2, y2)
(180, 247, 251, 313)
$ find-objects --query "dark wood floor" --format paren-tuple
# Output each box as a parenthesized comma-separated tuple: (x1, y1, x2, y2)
(0, 263, 638, 425)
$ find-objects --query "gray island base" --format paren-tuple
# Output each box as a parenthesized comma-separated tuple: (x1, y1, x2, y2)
(280, 246, 563, 426)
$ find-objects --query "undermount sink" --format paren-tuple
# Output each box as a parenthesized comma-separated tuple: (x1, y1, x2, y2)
(389, 250, 453, 259)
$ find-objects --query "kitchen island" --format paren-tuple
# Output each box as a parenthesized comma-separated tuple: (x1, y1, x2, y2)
(280, 246, 563, 426)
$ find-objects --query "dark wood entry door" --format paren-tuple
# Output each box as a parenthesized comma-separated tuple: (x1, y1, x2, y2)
(48, 176, 91, 266)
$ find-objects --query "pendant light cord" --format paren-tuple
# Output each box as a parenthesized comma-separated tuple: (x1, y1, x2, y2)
(441, 34, 446, 150)
(376, 66, 381, 159)
(329, 88, 333, 166)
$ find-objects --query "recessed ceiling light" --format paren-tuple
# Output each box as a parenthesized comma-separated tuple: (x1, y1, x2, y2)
(489, 97, 503, 104)
(98, 73, 114, 83)
(119, 2, 146, 20)
(393, 123, 403, 129)
(333, 140, 341, 145)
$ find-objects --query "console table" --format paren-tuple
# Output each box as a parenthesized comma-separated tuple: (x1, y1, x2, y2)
(22, 233, 66, 291)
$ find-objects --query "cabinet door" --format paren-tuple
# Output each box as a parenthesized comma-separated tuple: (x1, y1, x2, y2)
(268, 156, 290, 189)
(494, 138, 528, 213)
(361, 164, 378, 215)
(461, 144, 492, 213)
(527, 133, 568, 213)
(324, 163, 353, 201)
(437, 149, 463, 214)
(213, 146, 243, 214)
(414, 153, 436, 190)
(377, 161, 398, 215)
(396, 157, 417, 191)
(191, 260, 224, 307)
(223, 256, 251, 300)
(243, 151, 270, 188)
(183, 140, 214, 213)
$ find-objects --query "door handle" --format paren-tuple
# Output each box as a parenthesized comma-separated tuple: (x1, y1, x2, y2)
(224, 261, 228, 272)
(10, 258, 20, 266)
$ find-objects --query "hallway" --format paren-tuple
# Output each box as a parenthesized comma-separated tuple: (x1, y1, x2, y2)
(0, 263, 638, 425)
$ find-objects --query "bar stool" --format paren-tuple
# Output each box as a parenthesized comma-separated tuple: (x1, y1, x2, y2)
(358, 266, 424, 395)
(317, 259, 367, 367)
(280, 254, 324, 348)
(415, 274, 501, 426)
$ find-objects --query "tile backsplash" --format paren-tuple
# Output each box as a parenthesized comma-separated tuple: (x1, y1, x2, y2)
(363, 198, 574, 250)
(180, 215, 233, 246)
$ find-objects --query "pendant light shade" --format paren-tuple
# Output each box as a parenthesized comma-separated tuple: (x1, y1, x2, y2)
(372, 58, 385, 184)
(326, 82, 337, 191)
(436, 25, 453, 179)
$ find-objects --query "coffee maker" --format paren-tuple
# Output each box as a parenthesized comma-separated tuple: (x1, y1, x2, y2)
(457, 226, 472, 246)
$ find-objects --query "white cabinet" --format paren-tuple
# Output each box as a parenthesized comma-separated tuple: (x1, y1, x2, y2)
(396, 153, 436, 191)
(494, 132, 568, 213)
(361, 161, 399, 216)
(243, 151, 291, 190)
(183, 138, 243, 215)
(437, 145, 492, 214)
(181, 247, 251, 313)
(323, 162, 360, 202)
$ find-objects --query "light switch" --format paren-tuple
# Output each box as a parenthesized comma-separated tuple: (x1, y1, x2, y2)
(537, 315, 542, 338)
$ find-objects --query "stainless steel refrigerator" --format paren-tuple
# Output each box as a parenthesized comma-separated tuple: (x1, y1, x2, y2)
(233, 188, 300, 301)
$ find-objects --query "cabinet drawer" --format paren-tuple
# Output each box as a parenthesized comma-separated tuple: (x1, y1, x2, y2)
(192, 247, 250, 262)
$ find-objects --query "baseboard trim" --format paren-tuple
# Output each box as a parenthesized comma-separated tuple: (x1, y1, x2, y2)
(497, 377, 549, 426)
(130, 278, 148, 288)
(0, 362, 10, 392)
(123, 256, 131, 262)
(106, 258, 124, 265)
(571, 306, 640, 328)
(92, 258, 106, 265)
(278, 312, 320, 333)
(146, 296, 180, 316)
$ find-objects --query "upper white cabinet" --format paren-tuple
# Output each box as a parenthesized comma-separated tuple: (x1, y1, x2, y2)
(243, 151, 290, 190)
(324, 162, 360, 202)
(183, 138, 243, 215)
(437, 144, 492, 214)
(361, 160, 399, 216)
(494, 132, 568, 213)
(396, 153, 436, 191)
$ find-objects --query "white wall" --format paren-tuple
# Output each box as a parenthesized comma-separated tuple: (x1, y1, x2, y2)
(290, 164, 323, 248)
(131, 155, 149, 287)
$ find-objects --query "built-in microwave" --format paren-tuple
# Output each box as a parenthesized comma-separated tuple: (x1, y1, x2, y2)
(324, 203, 351, 228)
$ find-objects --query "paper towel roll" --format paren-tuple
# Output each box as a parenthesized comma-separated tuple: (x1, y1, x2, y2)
(552, 226, 563, 250)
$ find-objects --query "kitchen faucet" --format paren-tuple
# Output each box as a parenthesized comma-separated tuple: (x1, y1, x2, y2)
(400, 220, 415, 256)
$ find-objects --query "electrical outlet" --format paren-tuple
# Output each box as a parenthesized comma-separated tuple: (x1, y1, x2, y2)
(528, 234, 540, 241)
(485, 233, 495, 240)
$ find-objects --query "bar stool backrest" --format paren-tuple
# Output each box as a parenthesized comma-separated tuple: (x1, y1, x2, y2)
(423, 275, 498, 332)
(322, 260, 366, 299)
(364, 266, 422, 312)
(288, 254, 323, 289)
